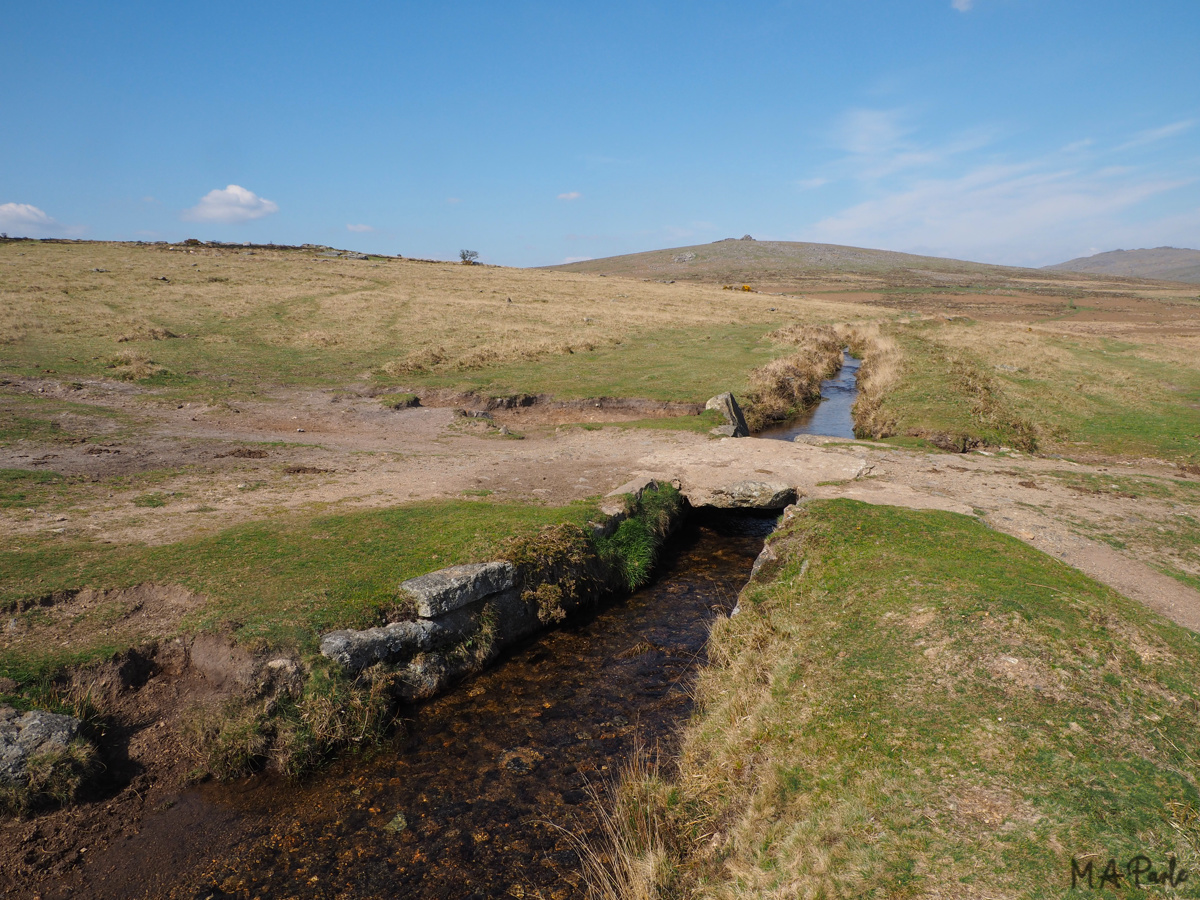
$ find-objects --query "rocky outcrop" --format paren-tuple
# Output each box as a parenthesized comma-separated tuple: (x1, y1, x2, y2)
(706, 392, 749, 437)
(0, 708, 82, 785)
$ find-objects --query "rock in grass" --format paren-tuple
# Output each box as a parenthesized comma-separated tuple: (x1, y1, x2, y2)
(399, 562, 515, 618)
(320, 620, 442, 672)
(0, 707, 82, 785)
(705, 392, 749, 438)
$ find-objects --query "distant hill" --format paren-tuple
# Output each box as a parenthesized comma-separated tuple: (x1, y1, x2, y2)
(1045, 247, 1200, 284)
(544, 239, 1066, 288)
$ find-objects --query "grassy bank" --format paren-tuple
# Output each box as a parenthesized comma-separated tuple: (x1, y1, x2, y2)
(863, 320, 1200, 462)
(598, 500, 1200, 898)
(0, 498, 602, 684)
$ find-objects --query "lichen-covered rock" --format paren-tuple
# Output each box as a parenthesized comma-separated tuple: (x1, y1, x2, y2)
(703, 480, 798, 510)
(705, 392, 749, 437)
(0, 707, 81, 785)
(399, 562, 515, 618)
(320, 620, 444, 672)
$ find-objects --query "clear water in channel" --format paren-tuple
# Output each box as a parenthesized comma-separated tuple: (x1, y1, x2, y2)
(757, 348, 861, 441)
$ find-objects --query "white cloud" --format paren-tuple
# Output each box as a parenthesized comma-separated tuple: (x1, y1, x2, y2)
(557, 191, 582, 201)
(346, 223, 374, 233)
(0, 202, 58, 236)
(446, 197, 462, 204)
(561, 256, 593, 264)
(797, 177, 829, 190)
(182, 185, 278, 224)
(952, 0, 974, 10)
(1117, 120, 1197, 151)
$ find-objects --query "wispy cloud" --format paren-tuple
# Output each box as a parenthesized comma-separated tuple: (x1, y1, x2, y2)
(0, 202, 58, 236)
(804, 164, 1188, 266)
(828, 108, 998, 181)
(951, 0, 974, 10)
(346, 223, 374, 233)
(182, 185, 278, 224)
(1116, 119, 1197, 151)
(557, 191, 582, 201)
(446, 197, 462, 204)
(836, 108, 908, 156)
(797, 177, 829, 190)
(561, 256, 592, 264)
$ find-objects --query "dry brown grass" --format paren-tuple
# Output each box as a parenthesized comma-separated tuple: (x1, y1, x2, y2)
(840, 323, 900, 438)
(104, 349, 167, 381)
(0, 242, 879, 386)
(576, 745, 681, 900)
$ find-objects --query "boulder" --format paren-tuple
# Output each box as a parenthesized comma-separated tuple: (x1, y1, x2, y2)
(704, 480, 798, 510)
(0, 707, 81, 785)
(705, 392, 749, 438)
(399, 562, 515, 618)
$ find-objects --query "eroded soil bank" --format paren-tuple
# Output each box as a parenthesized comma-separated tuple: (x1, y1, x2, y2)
(5, 513, 767, 900)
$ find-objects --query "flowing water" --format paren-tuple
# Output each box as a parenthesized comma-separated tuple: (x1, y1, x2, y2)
(758, 349, 861, 441)
(76, 513, 770, 900)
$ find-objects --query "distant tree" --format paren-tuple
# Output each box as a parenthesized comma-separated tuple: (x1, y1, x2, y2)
(460, 249, 479, 265)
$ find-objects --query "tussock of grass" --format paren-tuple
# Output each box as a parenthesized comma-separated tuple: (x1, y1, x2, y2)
(600, 500, 1200, 898)
(842, 323, 900, 439)
(105, 349, 167, 381)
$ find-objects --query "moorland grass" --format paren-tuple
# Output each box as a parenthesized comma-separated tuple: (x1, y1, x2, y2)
(600, 500, 1200, 898)
(0, 241, 869, 404)
(866, 321, 1200, 463)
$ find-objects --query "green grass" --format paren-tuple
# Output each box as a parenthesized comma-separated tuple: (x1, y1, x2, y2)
(0, 465, 193, 511)
(868, 324, 1200, 463)
(390, 325, 786, 402)
(874, 325, 1038, 451)
(611, 500, 1200, 898)
(0, 498, 601, 684)
(0, 468, 67, 508)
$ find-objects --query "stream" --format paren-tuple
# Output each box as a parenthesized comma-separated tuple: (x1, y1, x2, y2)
(73, 512, 770, 900)
(758, 349, 861, 441)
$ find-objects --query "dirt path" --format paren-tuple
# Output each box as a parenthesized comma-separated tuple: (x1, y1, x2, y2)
(5, 377, 1199, 631)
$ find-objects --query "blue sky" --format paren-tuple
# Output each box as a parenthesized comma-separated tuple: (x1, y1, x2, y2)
(3, 1, 1197, 267)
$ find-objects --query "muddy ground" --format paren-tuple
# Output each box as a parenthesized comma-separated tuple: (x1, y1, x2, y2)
(3, 374, 1200, 897)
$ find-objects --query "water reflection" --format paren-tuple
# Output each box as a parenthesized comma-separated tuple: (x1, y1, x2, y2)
(758, 349, 861, 441)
